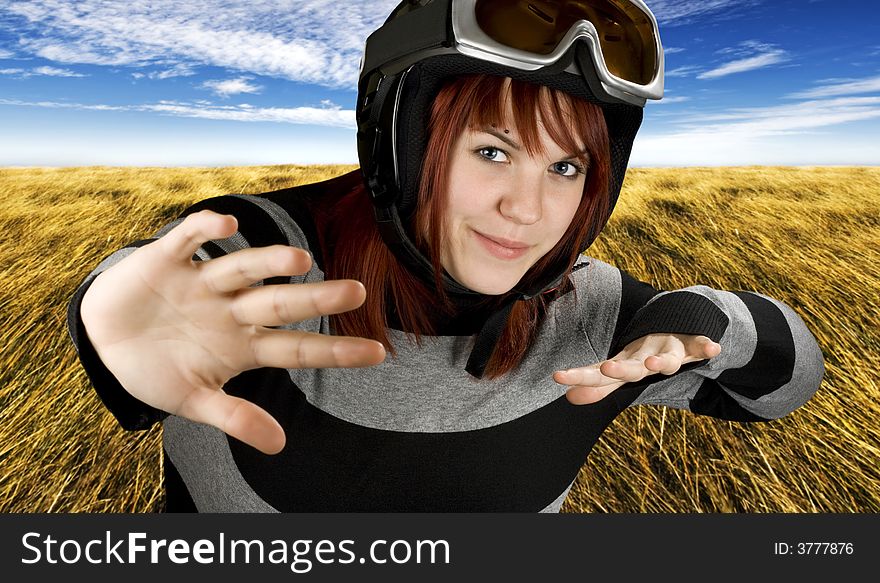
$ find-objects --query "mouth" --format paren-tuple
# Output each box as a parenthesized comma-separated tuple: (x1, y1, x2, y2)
(472, 229, 531, 260)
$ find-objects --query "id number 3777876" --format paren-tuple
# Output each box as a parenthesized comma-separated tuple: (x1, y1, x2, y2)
(773, 542, 854, 556)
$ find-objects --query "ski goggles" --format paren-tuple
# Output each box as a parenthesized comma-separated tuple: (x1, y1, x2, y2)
(362, 0, 663, 107)
(453, 0, 664, 105)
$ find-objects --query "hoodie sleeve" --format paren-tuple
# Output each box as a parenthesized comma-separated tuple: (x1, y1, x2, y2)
(66, 194, 311, 431)
(597, 265, 825, 422)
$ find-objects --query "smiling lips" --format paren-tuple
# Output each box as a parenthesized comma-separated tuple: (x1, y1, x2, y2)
(472, 229, 531, 260)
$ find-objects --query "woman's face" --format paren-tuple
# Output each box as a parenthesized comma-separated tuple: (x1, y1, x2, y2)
(439, 109, 587, 295)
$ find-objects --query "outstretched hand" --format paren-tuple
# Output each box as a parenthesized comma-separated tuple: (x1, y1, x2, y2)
(554, 333, 721, 405)
(80, 210, 386, 455)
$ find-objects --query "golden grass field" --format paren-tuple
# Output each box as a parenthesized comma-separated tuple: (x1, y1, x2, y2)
(0, 164, 877, 513)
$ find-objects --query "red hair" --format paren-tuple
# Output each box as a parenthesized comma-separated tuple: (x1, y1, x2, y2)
(313, 75, 610, 378)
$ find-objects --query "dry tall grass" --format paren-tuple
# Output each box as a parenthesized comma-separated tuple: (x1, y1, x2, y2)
(0, 164, 877, 512)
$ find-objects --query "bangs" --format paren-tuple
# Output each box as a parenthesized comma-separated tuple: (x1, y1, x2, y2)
(466, 76, 596, 168)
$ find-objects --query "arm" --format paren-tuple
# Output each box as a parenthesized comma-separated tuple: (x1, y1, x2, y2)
(69, 196, 384, 451)
(559, 262, 825, 422)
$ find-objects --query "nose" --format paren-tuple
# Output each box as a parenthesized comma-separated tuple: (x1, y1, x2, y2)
(498, 173, 544, 225)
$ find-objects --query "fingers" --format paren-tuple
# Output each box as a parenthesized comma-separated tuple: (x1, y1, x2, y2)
(248, 328, 387, 370)
(553, 366, 625, 405)
(553, 365, 605, 387)
(687, 336, 722, 361)
(556, 335, 724, 406)
(230, 279, 367, 326)
(554, 358, 651, 386)
(644, 352, 683, 375)
(554, 356, 668, 406)
(564, 384, 619, 406)
(178, 387, 286, 455)
(599, 358, 652, 379)
(200, 245, 313, 293)
(160, 210, 239, 263)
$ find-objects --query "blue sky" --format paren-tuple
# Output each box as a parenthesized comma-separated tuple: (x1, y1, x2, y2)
(0, 0, 878, 166)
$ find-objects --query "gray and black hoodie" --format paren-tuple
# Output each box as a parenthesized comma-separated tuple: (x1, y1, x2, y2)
(67, 170, 825, 512)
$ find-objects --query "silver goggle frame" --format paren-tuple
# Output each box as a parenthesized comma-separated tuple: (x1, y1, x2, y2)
(450, 0, 664, 106)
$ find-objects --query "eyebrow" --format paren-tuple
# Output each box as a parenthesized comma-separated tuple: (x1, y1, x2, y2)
(483, 126, 522, 151)
(479, 126, 588, 160)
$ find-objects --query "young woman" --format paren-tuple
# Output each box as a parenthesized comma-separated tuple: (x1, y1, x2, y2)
(68, 0, 824, 512)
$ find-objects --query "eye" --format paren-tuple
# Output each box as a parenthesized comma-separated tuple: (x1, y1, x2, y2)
(476, 146, 509, 163)
(552, 161, 583, 178)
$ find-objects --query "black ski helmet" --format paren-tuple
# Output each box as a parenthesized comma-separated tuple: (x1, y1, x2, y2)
(355, 0, 664, 377)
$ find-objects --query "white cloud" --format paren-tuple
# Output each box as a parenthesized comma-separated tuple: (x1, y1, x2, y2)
(4, 0, 400, 89)
(33, 65, 86, 77)
(648, 0, 758, 25)
(201, 77, 263, 97)
(664, 47, 685, 55)
(633, 95, 880, 165)
(0, 65, 86, 77)
(716, 40, 778, 57)
(632, 131, 879, 166)
(148, 101, 353, 127)
(698, 42, 789, 79)
(0, 97, 356, 129)
(32, 43, 132, 66)
(678, 96, 880, 130)
(650, 96, 690, 104)
(0, 98, 126, 111)
(787, 75, 880, 99)
(151, 64, 197, 79)
(131, 65, 197, 80)
(0, 49, 14, 59)
(666, 65, 701, 78)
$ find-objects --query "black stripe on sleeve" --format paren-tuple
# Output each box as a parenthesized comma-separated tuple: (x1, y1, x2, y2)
(712, 291, 795, 400)
(688, 378, 769, 422)
(198, 240, 226, 260)
(261, 189, 325, 270)
(260, 168, 365, 271)
(611, 290, 730, 355)
(181, 195, 290, 285)
(610, 269, 661, 353)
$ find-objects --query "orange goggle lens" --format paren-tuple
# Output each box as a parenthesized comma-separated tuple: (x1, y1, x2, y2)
(474, 0, 658, 85)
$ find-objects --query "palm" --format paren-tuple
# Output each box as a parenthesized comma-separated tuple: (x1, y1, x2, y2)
(88, 254, 247, 413)
(80, 210, 386, 454)
(555, 333, 722, 405)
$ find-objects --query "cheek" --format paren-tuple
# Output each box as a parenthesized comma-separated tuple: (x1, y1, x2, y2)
(438, 182, 472, 261)
(444, 172, 497, 230)
(546, 192, 583, 244)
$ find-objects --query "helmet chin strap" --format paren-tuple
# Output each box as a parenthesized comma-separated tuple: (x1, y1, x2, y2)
(464, 293, 522, 378)
(372, 200, 477, 297)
